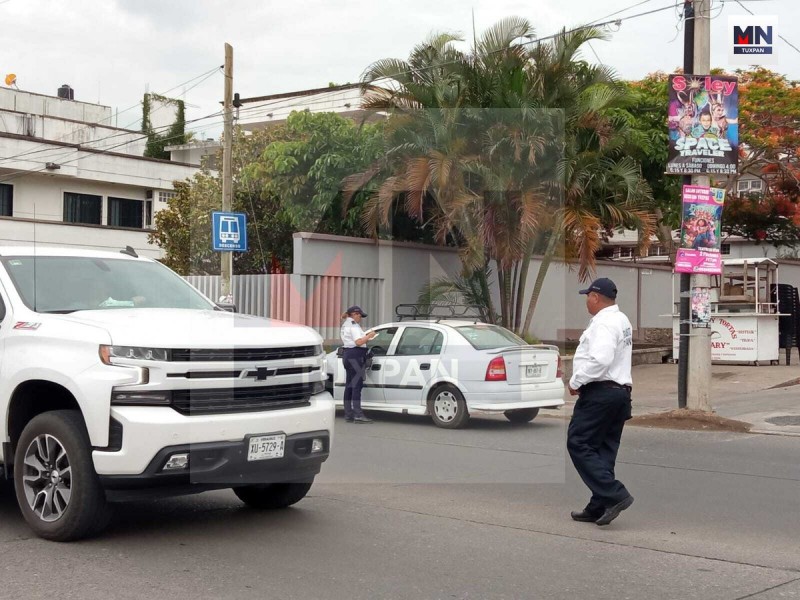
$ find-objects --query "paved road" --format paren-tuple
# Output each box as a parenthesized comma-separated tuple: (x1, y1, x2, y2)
(1, 414, 799, 599)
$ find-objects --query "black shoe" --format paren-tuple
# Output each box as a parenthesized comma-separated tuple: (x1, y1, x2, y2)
(596, 496, 634, 526)
(344, 417, 354, 423)
(570, 509, 600, 523)
(353, 416, 373, 423)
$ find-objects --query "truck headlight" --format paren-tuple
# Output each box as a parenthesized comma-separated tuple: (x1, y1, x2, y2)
(100, 345, 169, 364)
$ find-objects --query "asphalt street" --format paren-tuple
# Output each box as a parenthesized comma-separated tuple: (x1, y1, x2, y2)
(1, 413, 799, 600)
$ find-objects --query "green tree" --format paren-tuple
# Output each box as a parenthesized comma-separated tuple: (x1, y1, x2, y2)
(150, 111, 392, 274)
(348, 19, 654, 335)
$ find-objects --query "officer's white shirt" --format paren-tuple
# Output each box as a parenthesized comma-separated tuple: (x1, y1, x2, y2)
(341, 318, 366, 348)
(569, 305, 633, 390)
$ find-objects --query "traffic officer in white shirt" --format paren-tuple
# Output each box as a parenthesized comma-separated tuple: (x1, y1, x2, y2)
(340, 305, 376, 423)
(567, 278, 635, 526)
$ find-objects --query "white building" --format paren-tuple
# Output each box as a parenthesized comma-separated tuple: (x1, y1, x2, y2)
(0, 86, 199, 258)
(167, 82, 385, 166)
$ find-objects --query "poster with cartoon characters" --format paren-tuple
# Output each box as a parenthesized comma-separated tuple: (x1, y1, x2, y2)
(667, 74, 739, 175)
(675, 185, 726, 275)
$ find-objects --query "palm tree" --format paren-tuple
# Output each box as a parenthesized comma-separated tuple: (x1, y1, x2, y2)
(346, 19, 654, 336)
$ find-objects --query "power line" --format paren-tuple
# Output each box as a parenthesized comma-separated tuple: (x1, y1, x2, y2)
(0, 66, 223, 167)
(0, 110, 224, 184)
(588, 0, 660, 26)
(733, 0, 800, 55)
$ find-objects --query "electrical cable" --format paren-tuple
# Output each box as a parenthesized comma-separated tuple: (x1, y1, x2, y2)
(0, 66, 222, 166)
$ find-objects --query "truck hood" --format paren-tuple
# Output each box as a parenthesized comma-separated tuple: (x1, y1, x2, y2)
(53, 309, 322, 348)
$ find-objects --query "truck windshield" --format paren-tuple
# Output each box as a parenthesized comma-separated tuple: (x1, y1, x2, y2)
(1, 256, 215, 313)
(454, 324, 526, 350)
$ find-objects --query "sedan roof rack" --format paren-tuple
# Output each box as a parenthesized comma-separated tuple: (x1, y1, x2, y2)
(395, 304, 486, 323)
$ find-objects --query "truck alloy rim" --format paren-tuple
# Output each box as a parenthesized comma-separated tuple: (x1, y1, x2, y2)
(433, 391, 458, 422)
(22, 434, 72, 522)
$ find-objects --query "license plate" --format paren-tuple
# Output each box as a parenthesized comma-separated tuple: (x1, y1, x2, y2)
(247, 434, 285, 461)
(525, 365, 543, 378)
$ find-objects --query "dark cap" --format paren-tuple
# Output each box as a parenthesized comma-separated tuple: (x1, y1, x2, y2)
(346, 305, 368, 317)
(579, 278, 618, 300)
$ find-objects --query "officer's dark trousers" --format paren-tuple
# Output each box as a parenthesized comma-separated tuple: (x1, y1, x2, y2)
(343, 347, 368, 419)
(567, 384, 632, 515)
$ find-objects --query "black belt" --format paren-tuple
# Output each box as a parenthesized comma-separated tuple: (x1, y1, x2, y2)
(583, 381, 632, 393)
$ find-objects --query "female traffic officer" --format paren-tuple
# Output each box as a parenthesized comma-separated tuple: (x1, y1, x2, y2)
(340, 305, 376, 423)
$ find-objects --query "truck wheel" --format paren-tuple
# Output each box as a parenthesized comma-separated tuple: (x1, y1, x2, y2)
(504, 408, 540, 424)
(14, 410, 111, 541)
(234, 479, 314, 509)
(428, 385, 470, 429)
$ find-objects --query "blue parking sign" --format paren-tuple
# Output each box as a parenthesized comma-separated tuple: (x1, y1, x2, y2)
(212, 212, 248, 252)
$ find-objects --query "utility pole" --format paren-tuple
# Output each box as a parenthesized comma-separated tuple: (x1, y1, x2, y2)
(687, 0, 713, 411)
(221, 43, 234, 300)
(677, 0, 695, 409)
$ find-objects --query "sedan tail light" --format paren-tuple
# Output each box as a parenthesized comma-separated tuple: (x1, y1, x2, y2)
(485, 356, 507, 381)
(557, 355, 563, 379)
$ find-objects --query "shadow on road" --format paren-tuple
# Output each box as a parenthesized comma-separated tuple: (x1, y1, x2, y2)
(349, 410, 562, 431)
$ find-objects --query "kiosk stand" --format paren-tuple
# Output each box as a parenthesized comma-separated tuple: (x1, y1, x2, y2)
(671, 259, 783, 365)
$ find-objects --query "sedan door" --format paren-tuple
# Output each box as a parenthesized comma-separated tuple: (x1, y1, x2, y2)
(361, 326, 399, 404)
(381, 326, 445, 406)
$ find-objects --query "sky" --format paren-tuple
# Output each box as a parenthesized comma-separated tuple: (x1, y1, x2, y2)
(1, 0, 798, 139)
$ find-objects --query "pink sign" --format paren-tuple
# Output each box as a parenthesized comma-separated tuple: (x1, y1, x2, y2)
(674, 185, 726, 275)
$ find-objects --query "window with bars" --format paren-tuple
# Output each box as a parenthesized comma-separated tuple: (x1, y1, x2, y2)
(158, 191, 177, 203)
(721, 243, 731, 255)
(64, 192, 102, 225)
(108, 197, 144, 229)
(0, 183, 12, 217)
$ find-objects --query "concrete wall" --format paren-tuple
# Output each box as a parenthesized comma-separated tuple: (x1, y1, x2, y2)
(293, 232, 463, 324)
(0, 111, 145, 155)
(0, 87, 110, 123)
(0, 218, 161, 258)
(291, 233, 678, 342)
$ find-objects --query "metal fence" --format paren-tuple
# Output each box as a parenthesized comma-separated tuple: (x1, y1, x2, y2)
(186, 274, 383, 342)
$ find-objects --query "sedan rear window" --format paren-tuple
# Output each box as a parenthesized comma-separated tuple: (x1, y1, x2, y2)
(454, 325, 525, 350)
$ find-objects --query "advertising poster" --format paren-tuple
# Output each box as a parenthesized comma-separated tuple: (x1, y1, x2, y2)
(667, 74, 739, 175)
(675, 185, 726, 275)
(691, 287, 711, 327)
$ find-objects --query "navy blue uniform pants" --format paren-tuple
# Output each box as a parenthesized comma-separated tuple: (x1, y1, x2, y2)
(343, 347, 368, 419)
(567, 384, 632, 515)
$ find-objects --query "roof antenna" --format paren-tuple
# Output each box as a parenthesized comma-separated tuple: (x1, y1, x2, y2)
(120, 246, 138, 258)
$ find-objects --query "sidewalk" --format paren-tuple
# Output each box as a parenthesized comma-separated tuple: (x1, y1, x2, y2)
(556, 361, 800, 436)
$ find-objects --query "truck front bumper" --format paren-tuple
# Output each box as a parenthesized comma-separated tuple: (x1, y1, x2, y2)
(92, 392, 335, 480)
(98, 430, 329, 501)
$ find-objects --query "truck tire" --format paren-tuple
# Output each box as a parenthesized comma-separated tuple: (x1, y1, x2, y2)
(233, 479, 314, 509)
(504, 408, 540, 424)
(14, 410, 111, 541)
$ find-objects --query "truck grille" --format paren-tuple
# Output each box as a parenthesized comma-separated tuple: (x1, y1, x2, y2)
(169, 346, 319, 362)
(170, 383, 315, 415)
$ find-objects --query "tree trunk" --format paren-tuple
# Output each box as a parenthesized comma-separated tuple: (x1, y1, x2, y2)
(479, 257, 497, 324)
(654, 207, 676, 264)
(522, 229, 563, 337)
(513, 240, 535, 335)
(497, 265, 507, 328)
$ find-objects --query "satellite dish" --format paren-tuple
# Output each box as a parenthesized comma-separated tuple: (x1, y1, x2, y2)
(4, 73, 17, 87)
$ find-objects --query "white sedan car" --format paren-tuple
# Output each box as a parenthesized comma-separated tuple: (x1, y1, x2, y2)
(326, 320, 564, 428)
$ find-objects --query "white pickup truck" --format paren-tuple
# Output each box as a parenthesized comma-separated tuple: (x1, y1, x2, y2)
(0, 247, 334, 541)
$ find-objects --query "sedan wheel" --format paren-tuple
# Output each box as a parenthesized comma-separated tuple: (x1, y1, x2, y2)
(429, 386, 469, 429)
